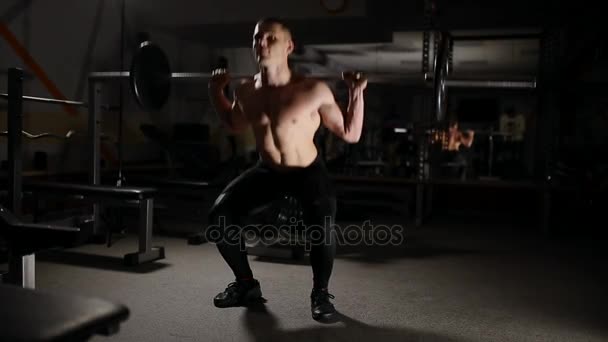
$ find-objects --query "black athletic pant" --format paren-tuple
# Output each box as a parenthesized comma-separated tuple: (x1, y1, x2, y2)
(208, 154, 337, 289)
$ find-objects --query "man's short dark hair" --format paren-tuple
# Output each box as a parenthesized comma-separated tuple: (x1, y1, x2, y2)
(256, 17, 291, 36)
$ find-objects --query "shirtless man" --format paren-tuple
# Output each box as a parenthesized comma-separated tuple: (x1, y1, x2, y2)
(441, 120, 474, 180)
(206, 17, 367, 321)
(446, 120, 474, 151)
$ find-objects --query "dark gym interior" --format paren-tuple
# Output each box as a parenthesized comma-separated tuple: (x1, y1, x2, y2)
(1, 1, 607, 341)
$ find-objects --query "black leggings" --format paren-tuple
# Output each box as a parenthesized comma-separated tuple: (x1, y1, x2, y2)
(208, 155, 337, 289)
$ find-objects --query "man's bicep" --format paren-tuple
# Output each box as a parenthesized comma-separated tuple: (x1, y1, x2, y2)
(318, 85, 345, 136)
(319, 101, 345, 136)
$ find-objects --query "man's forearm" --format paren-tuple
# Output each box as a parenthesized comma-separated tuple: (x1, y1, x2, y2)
(344, 87, 364, 143)
(209, 88, 234, 127)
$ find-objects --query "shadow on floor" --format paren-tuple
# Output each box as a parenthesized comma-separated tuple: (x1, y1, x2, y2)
(246, 239, 493, 266)
(242, 302, 462, 342)
(36, 250, 171, 274)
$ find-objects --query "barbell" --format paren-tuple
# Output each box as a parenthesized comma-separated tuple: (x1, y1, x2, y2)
(0, 129, 75, 140)
(91, 34, 536, 121)
(3, 32, 536, 122)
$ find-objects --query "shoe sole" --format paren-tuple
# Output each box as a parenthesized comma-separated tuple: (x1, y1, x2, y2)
(214, 286, 263, 308)
(312, 311, 335, 321)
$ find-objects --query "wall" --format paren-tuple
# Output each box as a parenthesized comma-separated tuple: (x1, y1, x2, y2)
(128, 0, 366, 27)
(0, 0, 214, 173)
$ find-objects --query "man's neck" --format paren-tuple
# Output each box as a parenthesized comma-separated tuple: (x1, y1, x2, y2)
(259, 64, 291, 87)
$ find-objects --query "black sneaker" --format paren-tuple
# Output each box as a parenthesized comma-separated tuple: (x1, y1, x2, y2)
(213, 279, 262, 308)
(310, 289, 336, 320)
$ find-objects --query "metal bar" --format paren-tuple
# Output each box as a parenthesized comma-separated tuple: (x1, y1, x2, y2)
(7, 253, 35, 288)
(20, 95, 84, 106)
(170, 72, 426, 83)
(172, 72, 536, 88)
(444, 79, 537, 89)
(451, 32, 541, 41)
(23, 255, 35, 289)
(89, 69, 536, 89)
(0, 93, 86, 106)
(0, 130, 74, 139)
(88, 71, 130, 80)
(7, 68, 22, 217)
(89, 81, 102, 235)
(176, 71, 405, 81)
(6, 67, 36, 289)
(170, 72, 210, 80)
(139, 198, 154, 253)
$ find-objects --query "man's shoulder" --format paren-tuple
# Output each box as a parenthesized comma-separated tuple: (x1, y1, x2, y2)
(235, 78, 256, 95)
(291, 73, 324, 85)
(299, 76, 330, 93)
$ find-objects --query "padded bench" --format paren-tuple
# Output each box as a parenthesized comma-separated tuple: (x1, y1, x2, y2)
(23, 181, 164, 266)
(0, 284, 129, 341)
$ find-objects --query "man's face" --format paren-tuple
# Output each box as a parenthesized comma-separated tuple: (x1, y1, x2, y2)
(252, 22, 293, 67)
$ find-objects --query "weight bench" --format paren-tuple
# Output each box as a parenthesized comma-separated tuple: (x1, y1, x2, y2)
(126, 177, 225, 243)
(2, 207, 130, 341)
(23, 181, 165, 266)
(0, 283, 129, 341)
(129, 177, 223, 194)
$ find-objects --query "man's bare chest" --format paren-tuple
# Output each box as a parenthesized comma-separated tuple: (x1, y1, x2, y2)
(242, 89, 318, 126)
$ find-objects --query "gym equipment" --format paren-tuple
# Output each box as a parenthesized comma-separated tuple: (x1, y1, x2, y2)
(0, 283, 129, 341)
(86, 33, 538, 237)
(0, 205, 82, 288)
(1, 35, 536, 116)
(0, 129, 74, 139)
(0, 93, 85, 106)
(129, 41, 171, 112)
(87, 33, 535, 201)
(118, 70, 535, 87)
(433, 31, 450, 122)
(87, 34, 535, 115)
(24, 181, 163, 265)
(1, 68, 165, 277)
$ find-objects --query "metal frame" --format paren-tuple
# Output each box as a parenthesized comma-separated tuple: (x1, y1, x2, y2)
(0, 68, 163, 289)
(5, 68, 34, 288)
(87, 77, 164, 265)
(88, 81, 102, 236)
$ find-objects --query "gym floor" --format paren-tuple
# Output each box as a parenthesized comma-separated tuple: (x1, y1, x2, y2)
(31, 214, 607, 342)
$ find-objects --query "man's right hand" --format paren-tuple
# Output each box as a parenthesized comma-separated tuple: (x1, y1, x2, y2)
(209, 68, 231, 91)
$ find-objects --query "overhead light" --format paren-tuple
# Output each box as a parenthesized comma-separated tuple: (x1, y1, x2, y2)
(394, 128, 407, 133)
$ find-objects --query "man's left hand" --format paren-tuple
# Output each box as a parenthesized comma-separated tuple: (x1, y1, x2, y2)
(342, 71, 368, 91)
